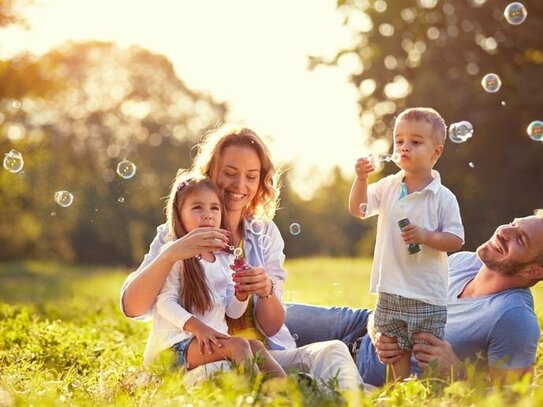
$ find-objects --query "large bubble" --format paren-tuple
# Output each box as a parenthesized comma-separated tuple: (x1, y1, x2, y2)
(448, 121, 474, 144)
(54, 191, 74, 207)
(526, 121, 543, 141)
(504, 2, 527, 25)
(481, 73, 502, 93)
(257, 234, 272, 250)
(249, 218, 265, 235)
(3, 149, 24, 173)
(116, 159, 137, 179)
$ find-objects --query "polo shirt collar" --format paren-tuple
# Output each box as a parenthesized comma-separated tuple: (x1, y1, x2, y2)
(393, 169, 442, 194)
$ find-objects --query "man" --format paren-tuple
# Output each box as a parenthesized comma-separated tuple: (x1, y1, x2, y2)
(285, 210, 543, 387)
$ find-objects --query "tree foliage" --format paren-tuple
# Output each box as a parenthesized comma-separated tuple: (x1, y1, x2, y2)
(309, 0, 543, 248)
(1, 42, 226, 264)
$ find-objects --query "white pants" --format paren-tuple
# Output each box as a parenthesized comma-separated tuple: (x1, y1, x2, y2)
(270, 340, 363, 391)
(182, 340, 364, 391)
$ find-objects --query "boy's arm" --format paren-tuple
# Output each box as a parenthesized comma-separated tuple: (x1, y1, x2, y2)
(348, 157, 373, 217)
(401, 226, 463, 252)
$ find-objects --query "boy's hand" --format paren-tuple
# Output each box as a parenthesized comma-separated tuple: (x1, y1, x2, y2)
(354, 157, 374, 181)
(400, 223, 429, 245)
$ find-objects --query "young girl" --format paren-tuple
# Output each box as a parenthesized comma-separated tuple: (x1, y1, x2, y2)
(144, 171, 286, 378)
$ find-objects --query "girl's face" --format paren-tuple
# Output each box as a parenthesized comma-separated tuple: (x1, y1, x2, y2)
(215, 145, 261, 215)
(180, 187, 222, 232)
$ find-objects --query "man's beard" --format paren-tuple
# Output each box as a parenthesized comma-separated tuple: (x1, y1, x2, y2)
(476, 243, 528, 277)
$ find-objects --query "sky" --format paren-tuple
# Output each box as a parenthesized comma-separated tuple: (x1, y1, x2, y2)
(0, 0, 377, 198)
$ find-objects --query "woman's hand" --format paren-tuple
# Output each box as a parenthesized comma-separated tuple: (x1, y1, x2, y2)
(232, 266, 272, 298)
(163, 227, 230, 261)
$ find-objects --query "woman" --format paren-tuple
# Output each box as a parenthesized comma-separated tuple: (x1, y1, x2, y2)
(121, 125, 363, 391)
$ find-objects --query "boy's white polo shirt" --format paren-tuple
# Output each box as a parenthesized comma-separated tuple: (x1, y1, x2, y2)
(364, 170, 464, 305)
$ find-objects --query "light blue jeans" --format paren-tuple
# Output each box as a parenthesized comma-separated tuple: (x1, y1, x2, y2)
(284, 303, 371, 357)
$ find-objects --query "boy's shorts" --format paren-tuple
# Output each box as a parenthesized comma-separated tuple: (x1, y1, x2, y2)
(373, 292, 447, 350)
(171, 337, 195, 369)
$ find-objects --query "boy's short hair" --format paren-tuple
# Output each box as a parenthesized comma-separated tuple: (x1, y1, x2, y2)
(395, 107, 446, 145)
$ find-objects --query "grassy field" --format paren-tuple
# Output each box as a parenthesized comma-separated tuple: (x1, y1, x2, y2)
(1, 259, 543, 406)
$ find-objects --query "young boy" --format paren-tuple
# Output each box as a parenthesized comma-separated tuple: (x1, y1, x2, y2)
(348, 107, 464, 381)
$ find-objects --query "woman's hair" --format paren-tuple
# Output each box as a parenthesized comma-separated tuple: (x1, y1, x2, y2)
(165, 170, 228, 315)
(192, 124, 281, 220)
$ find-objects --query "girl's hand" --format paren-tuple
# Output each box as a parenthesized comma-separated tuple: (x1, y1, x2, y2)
(400, 224, 429, 245)
(355, 157, 374, 181)
(232, 266, 272, 298)
(163, 227, 230, 261)
(192, 322, 230, 355)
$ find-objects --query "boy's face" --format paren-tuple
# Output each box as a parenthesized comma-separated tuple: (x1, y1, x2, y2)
(393, 118, 443, 175)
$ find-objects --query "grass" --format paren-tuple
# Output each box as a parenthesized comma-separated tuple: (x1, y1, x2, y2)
(1, 259, 543, 406)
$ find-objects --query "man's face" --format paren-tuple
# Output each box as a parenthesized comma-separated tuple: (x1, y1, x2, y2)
(477, 215, 543, 276)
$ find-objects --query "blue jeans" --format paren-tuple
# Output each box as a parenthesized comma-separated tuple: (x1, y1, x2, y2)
(284, 303, 371, 354)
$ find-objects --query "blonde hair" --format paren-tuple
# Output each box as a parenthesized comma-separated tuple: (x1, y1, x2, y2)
(192, 124, 281, 220)
(395, 107, 447, 146)
(165, 170, 228, 315)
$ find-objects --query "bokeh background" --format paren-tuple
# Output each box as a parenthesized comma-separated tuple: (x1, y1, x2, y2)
(1, 0, 541, 266)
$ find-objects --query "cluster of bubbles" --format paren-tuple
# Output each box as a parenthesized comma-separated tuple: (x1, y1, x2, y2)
(448, 121, 474, 144)
(481, 73, 502, 93)
(504, 2, 528, 25)
(364, 152, 401, 168)
(3, 151, 137, 208)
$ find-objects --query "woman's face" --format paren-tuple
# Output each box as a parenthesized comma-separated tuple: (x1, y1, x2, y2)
(215, 145, 261, 215)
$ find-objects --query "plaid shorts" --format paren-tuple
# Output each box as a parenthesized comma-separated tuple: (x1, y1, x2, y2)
(373, 292, 447, 350)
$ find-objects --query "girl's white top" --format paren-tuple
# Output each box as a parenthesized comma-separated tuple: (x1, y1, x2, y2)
(143, 252, 248, 366)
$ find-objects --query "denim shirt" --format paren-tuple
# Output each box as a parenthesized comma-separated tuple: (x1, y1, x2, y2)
(120, 217, 296, 351)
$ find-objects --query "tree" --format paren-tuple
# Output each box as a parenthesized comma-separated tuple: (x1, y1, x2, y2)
(0, 42, 227, 264)
(312, 0, 543, 248)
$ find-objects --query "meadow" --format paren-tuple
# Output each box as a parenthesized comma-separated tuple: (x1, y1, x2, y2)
(2, 258, 543, 406)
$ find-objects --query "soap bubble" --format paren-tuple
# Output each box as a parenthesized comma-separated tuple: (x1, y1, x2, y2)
(289, 223, 301, 235)
(468, 162, 475, 168)
(54, 191, 74, 207)
(504, 2, 527, 25)
(116, 159, 137, 179)
(3, 149, 24, 173)
(527, 121, 543, 141)
(448, 121, 473, 143)
(359, 203, 368, 217)
(118, 197, 125, 203)
(233, 247, 243, 257)
(249, 218, 265, 235)
(481, 73, 502, 93)
(257, 234, 272, 250)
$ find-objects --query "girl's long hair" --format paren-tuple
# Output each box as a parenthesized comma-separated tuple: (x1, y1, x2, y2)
(192, 124, 282, 220)
(165, 170, 228, 315)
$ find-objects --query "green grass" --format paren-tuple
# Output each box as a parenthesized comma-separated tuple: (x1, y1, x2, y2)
(1, 259, 543, 406)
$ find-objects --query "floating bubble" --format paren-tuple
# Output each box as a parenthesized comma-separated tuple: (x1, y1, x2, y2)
(501, 101, 506, 106)
(359, 203, 368, 217)
(481, 73, 502, 93)
(504, 2, 527, 25)
(390, 152, 401, 163)
(468, 162, 475, 168)
(116, 159, 137, 179)
(54, 191, 74, 207)
(233, 247, 243, 257)
(118, 197, 125, 203)
(527, 121, 543, 141)
(292, 333, 299, 341)
(3, 149, 24, 173)
(11, 100, 21, 110)
(448, 121, 473, 144)
(289, 223, 301, 236)
(51, 212, 56, 217)
(257, 234, 272, 250)
(249, 218, 265, 235)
